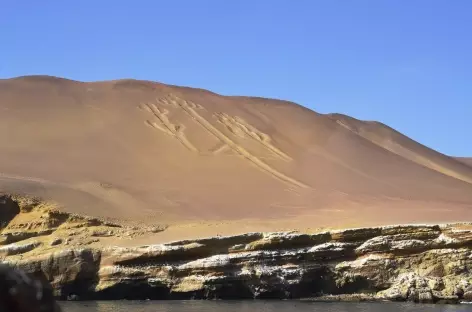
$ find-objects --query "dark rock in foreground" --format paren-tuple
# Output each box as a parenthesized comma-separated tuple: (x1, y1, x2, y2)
(0, 264, 60, 312)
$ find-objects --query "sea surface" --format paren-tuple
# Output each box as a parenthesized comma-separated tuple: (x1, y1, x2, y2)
(60, 301, 472, 312)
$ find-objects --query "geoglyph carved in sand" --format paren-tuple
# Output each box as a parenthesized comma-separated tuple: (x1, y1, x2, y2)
(139, 102, 197, 152)
(139, 94, 308, 188)
(214, 112, 292, 161)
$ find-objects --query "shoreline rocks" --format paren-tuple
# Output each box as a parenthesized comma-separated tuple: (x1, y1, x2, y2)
(3, 224, 472, 303)
(3, 195, 472, 303)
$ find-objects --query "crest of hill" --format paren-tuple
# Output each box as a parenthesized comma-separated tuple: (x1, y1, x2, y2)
(327, 113, 472, 185)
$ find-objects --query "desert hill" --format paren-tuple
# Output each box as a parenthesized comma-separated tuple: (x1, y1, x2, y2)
(456, 157, 472, 167)
(327, 114, 472, 184)
(1, 75, 472, 238)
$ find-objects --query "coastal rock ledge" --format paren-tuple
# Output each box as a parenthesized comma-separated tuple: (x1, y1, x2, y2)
(2, 195, 472, 303)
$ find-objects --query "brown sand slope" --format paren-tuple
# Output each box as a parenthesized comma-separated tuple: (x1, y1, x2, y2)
(1, 75, 472, 237)
(455, 157, 472, 167)
(327, 114, 472, 184)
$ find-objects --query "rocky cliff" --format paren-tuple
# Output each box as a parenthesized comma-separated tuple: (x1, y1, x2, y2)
(2, 195, 472, 303)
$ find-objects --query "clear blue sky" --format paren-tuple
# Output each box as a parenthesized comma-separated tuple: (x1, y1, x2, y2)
(1, 1, 471, 156)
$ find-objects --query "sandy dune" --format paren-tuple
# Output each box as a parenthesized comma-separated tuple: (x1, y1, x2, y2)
(327, 114, 472, 184)
(456, 157, 472, 167)
(1, 75, 472, 238)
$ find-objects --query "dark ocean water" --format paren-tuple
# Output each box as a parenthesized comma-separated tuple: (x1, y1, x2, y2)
(60, 301, 472, 312)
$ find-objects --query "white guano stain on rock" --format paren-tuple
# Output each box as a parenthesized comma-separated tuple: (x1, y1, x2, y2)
(4, 219, 472, 302)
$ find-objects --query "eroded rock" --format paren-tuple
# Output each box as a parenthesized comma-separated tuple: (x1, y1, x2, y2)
(3, 196, 472, 302)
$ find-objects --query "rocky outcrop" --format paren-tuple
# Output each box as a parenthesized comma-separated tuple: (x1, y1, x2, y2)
(2, 195, 472, 303)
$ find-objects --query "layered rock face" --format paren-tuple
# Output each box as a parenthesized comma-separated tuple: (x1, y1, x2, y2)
(2, 195, 472, 303)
